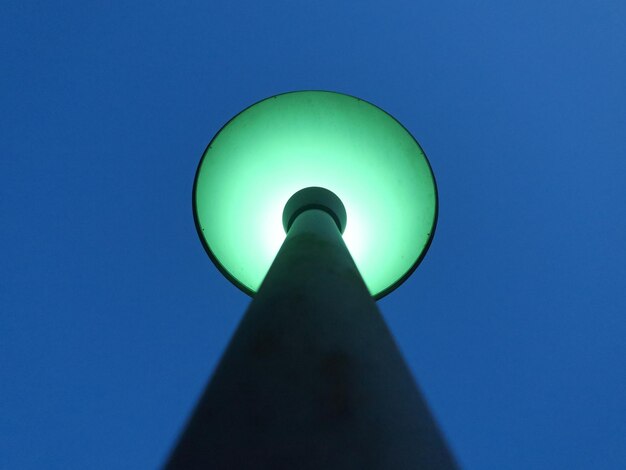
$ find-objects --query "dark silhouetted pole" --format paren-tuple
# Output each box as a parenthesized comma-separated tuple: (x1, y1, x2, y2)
(166, 196, 456, 469)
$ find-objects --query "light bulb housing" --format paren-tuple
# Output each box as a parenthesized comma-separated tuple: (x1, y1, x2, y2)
(193, 90, 438, 299)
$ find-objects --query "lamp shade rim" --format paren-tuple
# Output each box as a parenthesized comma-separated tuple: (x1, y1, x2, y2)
(192, 90, 438, 299)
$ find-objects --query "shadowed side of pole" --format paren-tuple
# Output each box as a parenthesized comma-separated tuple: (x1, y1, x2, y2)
(166, 209, 457, 469)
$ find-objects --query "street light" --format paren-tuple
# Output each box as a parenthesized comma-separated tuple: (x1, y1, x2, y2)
(167, 91, 456, 469)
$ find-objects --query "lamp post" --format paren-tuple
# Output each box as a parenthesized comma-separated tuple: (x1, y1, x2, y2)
(166, 91, 456, 469)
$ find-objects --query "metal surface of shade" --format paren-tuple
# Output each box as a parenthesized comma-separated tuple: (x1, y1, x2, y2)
(193, 91, 437, 299)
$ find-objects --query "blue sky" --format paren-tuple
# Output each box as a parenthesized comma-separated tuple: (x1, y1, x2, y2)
(2, 1, 625, 468)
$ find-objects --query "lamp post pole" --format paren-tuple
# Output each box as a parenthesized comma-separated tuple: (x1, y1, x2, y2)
(166, 189, 456, 469)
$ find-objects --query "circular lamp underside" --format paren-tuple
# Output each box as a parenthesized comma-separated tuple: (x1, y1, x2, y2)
(193, 91, 437, 299)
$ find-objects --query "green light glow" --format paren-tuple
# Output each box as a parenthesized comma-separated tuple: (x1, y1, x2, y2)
(194, 91, 437, 298)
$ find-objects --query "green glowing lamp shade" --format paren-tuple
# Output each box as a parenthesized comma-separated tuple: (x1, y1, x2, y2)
(193, 91, 437, 299)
